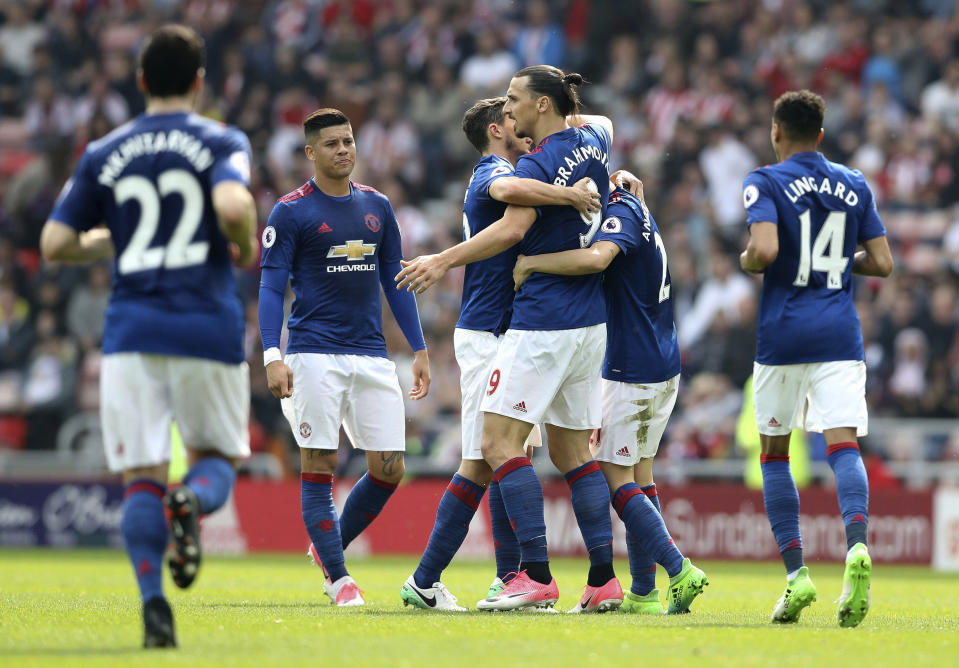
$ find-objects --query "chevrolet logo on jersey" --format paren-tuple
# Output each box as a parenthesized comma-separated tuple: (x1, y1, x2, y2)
(326, 239, 377, 272)
(327, 240, 376, 260)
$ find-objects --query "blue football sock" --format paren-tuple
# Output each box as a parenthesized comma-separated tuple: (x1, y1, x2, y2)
(301, 473, 348, 582)
(613, 482, 684, 578)
(761, 454, 804, 573)
(339, 473, 397, 549)
(413, 474, 485, 588)
(488, 480, 520, 580)
(493, 457, 550, 582)
(827, 442, 869, 549)
(626, 484, 661, 596)
(184, 456, 236, 515)
(121, 479, 168, 603)
(564, 462, 615, 584)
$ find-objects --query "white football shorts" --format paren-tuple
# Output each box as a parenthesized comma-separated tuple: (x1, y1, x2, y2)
(281, 352, 405, 451)
(591, 374, 680, 465)
(480, 324, 605, 430)
(753, 360, 868, 437)
(100, 352, 251, 473)
(454, 327, 542, 460)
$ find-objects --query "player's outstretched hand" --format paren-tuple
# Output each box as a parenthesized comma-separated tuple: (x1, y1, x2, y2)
(610, 169, 645, 202)
(266, 360, 293, 398)
(570, 178, 602, 217)
(395, 255, 449, 294)
(409, 349, 431, 400)
(513, 254, 533, 291)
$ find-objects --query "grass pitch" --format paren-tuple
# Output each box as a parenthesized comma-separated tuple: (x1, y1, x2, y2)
(1, 550, 957, 667)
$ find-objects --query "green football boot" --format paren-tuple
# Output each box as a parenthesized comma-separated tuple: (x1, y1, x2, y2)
(486, 576, 505, 599)
(666, 559, 708, 614)
(837, 543, 871, 628)
(621, 589, 662, 614)
(770, 566, 817, 623)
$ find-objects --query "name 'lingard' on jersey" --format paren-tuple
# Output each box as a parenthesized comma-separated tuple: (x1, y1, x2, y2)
(783, 174, 859, 206)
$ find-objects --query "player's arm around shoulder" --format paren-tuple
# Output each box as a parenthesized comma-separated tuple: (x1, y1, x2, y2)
(488, 174, 600, 218)
(395, 205, 537, 294)
(568, 113, 614, 144)
(513, 241, 620, 291)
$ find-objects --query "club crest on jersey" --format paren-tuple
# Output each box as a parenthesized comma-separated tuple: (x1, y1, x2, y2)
(326, 239, 377, 272)
(299, 422, 312, 438)
(262, 225, 276, 248)
(602, 216, 622, 233)
(364, 213, 381, 232)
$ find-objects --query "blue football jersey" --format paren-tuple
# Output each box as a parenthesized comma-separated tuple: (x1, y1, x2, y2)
(260, 180, 403, 358)
(594, 187, 681, 384)
(743, 151, 886, 365)
(457, 154, 517, 334)
(49, 111, 252, 364)
(510, 124, 611, 330)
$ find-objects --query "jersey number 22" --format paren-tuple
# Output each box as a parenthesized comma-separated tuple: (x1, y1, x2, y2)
(115, 169, 209, 275)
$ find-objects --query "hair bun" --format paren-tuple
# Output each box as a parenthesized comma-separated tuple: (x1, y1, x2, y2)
(563, 72, 584, 86)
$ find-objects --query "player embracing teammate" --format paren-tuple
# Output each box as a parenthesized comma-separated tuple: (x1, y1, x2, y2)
(398, 65, 705, 614)
(740, 90, 893, 627)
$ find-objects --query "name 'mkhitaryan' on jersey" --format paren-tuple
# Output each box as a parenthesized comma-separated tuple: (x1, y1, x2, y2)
(458, 154, 517, 334)
(743, 151, 886, 366)
(259, 179, 403, 358)
(594, 186, 681, 384)
(510, 123, 612, 330)
(49, 111, 252, 364)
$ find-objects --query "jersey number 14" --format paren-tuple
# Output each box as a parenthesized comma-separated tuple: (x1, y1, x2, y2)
(793, 209, 848, 289)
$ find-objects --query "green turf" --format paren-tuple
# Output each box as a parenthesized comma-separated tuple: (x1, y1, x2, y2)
(1, 550, 957, 667)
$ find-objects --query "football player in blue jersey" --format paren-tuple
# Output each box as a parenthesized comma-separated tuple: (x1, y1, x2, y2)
(258, 108, 430, 608)
(400, 96, 602, 611)
(512, 180, 709, 615)
(739, 90, 893, 627)
(39, 25, 258, 648)
(397, 66, 625, 613)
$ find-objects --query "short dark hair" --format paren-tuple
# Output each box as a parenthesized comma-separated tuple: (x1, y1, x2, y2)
(462, 97, 506, 153)
(304, 108, 351, 143)
(773, 90, 825, 143)
(514, 65, 584, 117)
(139, 25, 204, 98)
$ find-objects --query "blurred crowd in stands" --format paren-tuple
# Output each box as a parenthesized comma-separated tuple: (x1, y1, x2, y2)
(0, 0, 957, 479)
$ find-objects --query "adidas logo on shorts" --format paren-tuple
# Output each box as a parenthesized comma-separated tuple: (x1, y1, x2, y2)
(512, 401, 527, 413)
(615, 446, 630, 457)
(768, 417, 782, 427)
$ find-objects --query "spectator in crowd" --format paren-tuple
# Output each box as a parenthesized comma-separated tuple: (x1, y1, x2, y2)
(0, 1, 957, 475)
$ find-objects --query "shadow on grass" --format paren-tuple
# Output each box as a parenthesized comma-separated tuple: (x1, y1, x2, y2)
(193, 601, 329, 609)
